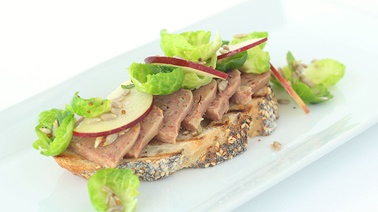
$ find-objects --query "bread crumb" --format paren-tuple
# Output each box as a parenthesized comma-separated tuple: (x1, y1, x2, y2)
(271, 141, 282, 151)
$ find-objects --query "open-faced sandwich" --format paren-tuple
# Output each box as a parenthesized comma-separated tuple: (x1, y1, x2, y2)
(32, 29, 345, 211)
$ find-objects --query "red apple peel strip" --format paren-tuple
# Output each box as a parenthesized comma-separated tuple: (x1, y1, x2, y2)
(270, 63, 310, 114)
(217, 37, 268, 60)
(145, 56, 228, 79)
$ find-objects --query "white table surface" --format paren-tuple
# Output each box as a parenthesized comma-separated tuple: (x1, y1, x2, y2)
(236, 123, 378, 212)
(1, 0, 377, 211)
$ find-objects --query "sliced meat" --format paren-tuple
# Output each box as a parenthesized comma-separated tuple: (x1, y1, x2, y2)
(240, 71, 271, 94)
(205, 69, 241, 121)
(182, 80, 217, 132)
(230, 85, 253, 105)
(230, 71, 271, 104)
(125, 106, 164, 158)
(154, 89, 193, 143)
(69, 124, 141, 168)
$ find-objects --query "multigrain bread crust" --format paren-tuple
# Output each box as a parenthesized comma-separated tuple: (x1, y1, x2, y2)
(54, 85, 279, 181)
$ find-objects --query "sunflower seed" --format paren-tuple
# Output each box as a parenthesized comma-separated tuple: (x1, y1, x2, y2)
(198, 61, 207, 65)
(218, 80, 228, 92)
(39, 127, 52, 134)
(219, 49, 229, 54)
(110, 94, 124, 102)
(101, 113, 117, 121)
(52, 119, 59, 137)
(118, 130, 127, 136)
(111, 108, 119, 115)
(223, 45, 230, 50)
(272, 141, 282, 151)
(234, 33, 247, 38)
(108, 195, 117, 207)
(277, 99, 290, 105)
(106, 205, 124, 212)
(94, 137, 105, 148)
(105, 191, 113, 205)
(86, 117, 102, 124)
(111, 101, 123, 109)
(104, 133, 118, 146)
(122, 89, 130, 96)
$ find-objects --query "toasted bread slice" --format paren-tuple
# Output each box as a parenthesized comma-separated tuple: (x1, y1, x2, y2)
(54, 85, 278, 181)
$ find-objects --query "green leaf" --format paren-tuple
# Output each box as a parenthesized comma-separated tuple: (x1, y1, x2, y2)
(32, 106, 75, 156)
(182, 71, 212, 89)
(272, 51, 344, 105)
(270, 75, 284, 89)
(228, 32, 270, 74)
(292, 82, 333, 104)
(285, 51, 300, 84)
(71, 92, 111, 118)
(33, 125, 51, 150)
(216, 51, 248, 72)
(88, 168, 140, 212)
(222, 40, 230, 45)
(160, 29, 222, 66)
(230, 31, 268, 49)
(239, 47, 271, 74)
(286, 51, 296, 73)
(37, 108, 63, 129)
(280, 66, 292, 81)
(128, 62, 184, 95)
(305, 59, 345, 87)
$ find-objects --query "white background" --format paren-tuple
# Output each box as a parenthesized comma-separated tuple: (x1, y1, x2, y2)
(0, 0, 243, 111)
(1, 0, 378, 211)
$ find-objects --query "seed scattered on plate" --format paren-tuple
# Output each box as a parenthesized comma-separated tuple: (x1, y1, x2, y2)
(271, 141, 282, 151)
(277, 98, 290, 105)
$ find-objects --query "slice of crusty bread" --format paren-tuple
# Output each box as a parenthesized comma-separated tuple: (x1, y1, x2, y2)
(54, 85, 279, 181)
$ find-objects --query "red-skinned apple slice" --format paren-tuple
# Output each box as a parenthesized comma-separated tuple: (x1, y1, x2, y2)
(217, 37, 267, 60)
(145, 56, 228, 79)
(270, 63, 310, 114)
(73, 83, 153, 137)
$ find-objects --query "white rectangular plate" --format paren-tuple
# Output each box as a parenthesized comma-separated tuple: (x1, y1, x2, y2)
(1, 0, 378, 211)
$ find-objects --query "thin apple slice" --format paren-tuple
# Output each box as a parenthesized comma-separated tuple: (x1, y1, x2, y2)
(270, 63, 310, 114)
(217, 37, 267, 60)
(144, 56, 228, 79)
(73, 83, 153, 137)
